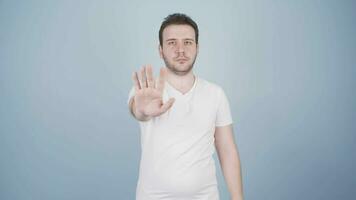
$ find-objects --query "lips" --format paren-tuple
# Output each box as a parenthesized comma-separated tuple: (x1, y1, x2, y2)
(176, 58, 188, 62)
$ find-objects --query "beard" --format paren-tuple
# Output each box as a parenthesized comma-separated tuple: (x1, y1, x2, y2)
(162, 53, 197, 76)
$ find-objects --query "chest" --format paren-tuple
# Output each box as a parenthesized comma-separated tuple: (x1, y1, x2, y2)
(160, 92, 219, 132)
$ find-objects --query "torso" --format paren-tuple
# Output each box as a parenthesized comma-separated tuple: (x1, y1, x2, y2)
(136, 77, 223, 200)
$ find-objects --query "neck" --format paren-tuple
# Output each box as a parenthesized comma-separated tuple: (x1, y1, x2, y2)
(166, 69, 195, 94)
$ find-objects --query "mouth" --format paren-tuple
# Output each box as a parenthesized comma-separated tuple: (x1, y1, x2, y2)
(176, 58, 188, 63)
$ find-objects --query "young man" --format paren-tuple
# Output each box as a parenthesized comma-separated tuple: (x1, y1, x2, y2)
(128, 13, 244, 200)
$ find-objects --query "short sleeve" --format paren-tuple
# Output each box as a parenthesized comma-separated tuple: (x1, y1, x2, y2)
(127, 86, 135, 105)
(215, 87, 233, 127)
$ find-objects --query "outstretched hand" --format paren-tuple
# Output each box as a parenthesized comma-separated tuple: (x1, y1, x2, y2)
(131, 65, 175, 119)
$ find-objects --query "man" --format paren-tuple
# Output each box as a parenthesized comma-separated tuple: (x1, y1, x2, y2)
(127, 13, 244, 200)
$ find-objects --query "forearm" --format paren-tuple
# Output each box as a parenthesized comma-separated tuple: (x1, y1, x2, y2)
(218, 147, 244, 200)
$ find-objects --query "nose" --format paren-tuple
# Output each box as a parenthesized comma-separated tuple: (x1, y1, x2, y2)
(175, 42, 185, 53)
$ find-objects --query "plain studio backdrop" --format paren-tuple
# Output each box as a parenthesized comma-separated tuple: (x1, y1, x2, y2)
(1, 0, 355, 199)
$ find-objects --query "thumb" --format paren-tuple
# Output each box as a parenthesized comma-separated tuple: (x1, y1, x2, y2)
(159, 98, 175, 114)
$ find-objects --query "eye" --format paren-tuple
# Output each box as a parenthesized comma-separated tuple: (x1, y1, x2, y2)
(184, 40, 193, 45)
(168, 41, 176, 45)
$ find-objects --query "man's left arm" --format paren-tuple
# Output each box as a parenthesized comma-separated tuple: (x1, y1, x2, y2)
(214, 124, 244, 200)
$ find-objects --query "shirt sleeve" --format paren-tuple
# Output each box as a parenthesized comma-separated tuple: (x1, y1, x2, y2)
(215, 87, 233, 127)
(127, 86, 135, 105)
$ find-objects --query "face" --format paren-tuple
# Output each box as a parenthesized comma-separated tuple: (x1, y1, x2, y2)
(159, 24, 199, 76)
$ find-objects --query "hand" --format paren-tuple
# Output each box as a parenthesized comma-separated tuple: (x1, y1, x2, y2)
(131, 65, 175, 119)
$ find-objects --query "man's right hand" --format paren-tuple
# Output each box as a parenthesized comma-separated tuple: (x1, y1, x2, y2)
(130, 65, 175, 121)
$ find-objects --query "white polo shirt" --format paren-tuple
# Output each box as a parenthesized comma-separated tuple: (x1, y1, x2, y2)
(128, 76, 233, 200)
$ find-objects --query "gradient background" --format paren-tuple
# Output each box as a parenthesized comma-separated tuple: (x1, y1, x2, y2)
(1, 0, 355, 199)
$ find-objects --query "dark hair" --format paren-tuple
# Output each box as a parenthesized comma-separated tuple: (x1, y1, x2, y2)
(159, 13, 199, 46)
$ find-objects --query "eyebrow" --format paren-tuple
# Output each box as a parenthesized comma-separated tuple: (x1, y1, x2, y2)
(165, 39, 176, 42)
(165, 38, 195, 42)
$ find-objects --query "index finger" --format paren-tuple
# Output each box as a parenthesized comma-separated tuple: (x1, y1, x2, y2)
(156, 67, 166, 93)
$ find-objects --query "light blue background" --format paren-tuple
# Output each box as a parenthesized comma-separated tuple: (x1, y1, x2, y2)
(1, 0, 355, 199)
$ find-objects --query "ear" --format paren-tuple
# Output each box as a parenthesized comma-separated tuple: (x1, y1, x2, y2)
(158, 44, 163, 58)
(196, 43, 199, 54)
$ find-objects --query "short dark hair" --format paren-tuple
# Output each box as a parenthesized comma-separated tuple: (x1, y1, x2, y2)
(159, 13, 199, 46)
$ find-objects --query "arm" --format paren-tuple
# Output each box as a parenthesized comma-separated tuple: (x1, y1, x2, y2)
(214, 124, 244, 200)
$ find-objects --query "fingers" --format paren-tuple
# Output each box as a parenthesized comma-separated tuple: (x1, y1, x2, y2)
(140, 66, 147, 88)
(132, 71, 141, 92)
(132, 65, 159, 90)
(146, 65, 154, 88)
(156, 67, 166, 93)
(159, 98, 175, 114)
(133, 65, 148, 90)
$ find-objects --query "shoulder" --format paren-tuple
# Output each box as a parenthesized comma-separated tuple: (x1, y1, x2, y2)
(197, 77, 225, 95)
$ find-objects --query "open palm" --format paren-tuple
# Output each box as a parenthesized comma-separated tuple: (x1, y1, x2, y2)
(132, 65, 175, 118)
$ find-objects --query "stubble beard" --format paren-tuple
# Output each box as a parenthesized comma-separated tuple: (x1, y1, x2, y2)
(162, 53, 197, 76)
